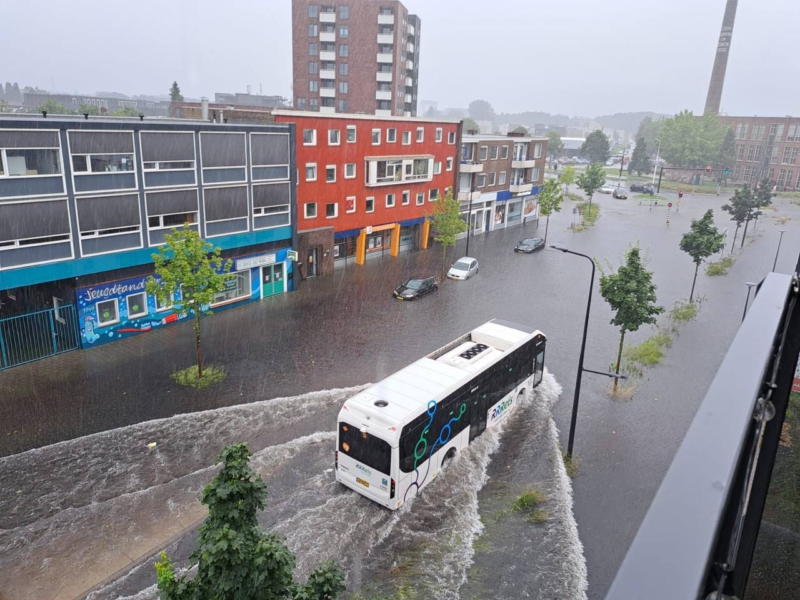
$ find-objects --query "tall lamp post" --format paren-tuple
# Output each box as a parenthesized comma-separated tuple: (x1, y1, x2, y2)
(773, 229, 786, 272)
(551, 244, 627, 457)
(651, 139, 662, 185)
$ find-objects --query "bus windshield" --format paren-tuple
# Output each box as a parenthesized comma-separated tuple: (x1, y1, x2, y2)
(339, 422, 392, 474)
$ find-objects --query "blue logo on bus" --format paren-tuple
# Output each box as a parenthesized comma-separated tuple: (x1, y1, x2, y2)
(356, 464, 373, 477)
(382, 478, 388, 486)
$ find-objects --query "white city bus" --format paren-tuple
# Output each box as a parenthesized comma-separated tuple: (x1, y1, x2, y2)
(335, 319, 546, 510)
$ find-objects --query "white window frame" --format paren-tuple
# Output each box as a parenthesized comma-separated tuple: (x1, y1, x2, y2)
(366, 197, 375, 213)
(367, 157, 433, 186)
(416, 127, 424, 143)
(490, 146, 499, 160)
(304, 202, 318, 219)
(428, 188, 439, 202)
(501, 146, 509, 160)
(533, 143, 543, 159)
(480, 146, 489, 161)
(402, 131, 411, 145)
(344, 163, 356, 179)
(346, 125, 357, 143)
(326, 202, 339, 219)
(499, 171, 507, 186)
(249, 132, 291, 183)
(326, 164, 337, 183)
(477, 174, 486, 188)
(435, 128, 443, 143)
(346, 196, 356, 214)
(306, 163, 318, 182)
(434, 161, 442, 174)
(402, 190, 410, 205)
(126, 292, 149, 319)
(387, 128, 397, 143)
(328, 129, 341, 146)
(448, 131, 456, 145)
(386, 193, 396, 208)
(147, 211, 199, 231)
(303, 129, 317, 146)
(96, 298, 120, 327)
(210, 270, 252, 308)
(155, 291, 176, 313)
(489, 172, 496, 186)
(446, 157, 454, 171)
(372, 129, 382, 145)
(416, 192, 425, 206)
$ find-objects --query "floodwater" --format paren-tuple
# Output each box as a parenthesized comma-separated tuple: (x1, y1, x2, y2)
(0, 371, 585, 600)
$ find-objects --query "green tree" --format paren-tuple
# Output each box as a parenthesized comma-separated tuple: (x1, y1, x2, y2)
(79, 103, 101, 116)
(468, 99, 495, 123)
(110, 105, 141, 117)
(537, 179, 564, 245)
(463, 117, 480, 133)
(547, 131, 564, 165)
(749, 175, 775, 235)
(580, 130, 611, 164)
(717, 127, 736, 180)
(628, 137, 652, 176)
(679, 210, 725, 302)
(660, 110, 727, 168)
(721, 185, 754, 252)
(170, 81, 184, 102)
(576, 163, 607, 211)
(510, 125, 529, 135)
(429, 189, 468, 281)
(635, 116, 665, 152)
(146, 225, 233, 379)
(155, 443, 345, 600)
(560, 164, 576, 195)
(598, 245, 664, 390)
(37, 98, 70, 114)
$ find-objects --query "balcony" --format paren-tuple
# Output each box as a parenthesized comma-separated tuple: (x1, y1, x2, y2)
(319, 12, 336, 23)
(376, 72, 393, 82)
(320, 69, 336, 80)
(377, 53, 394, 63)
(406, 60, 414, 70)
(377, 33, 394, 44)
(512, 159, 537, 169)
(376, 109, 392, 117)
(320, 51, 336, 61)
(407, 24, 415, 35)
(320, 31, 336, 42)
(510, 182, 533, 194)
(460, 161, 484, 173)
(404, 93, 412, 103)
(378, 14, 395, 25)
(404, 111, 412, 117)
(320, 88, 336, 98)
(407, 42, 415, 53)
(320, 105, 336, 114)
(376, 90, 392, 101)
(405, 76, 413, 87)
(458, 190, 481, 202)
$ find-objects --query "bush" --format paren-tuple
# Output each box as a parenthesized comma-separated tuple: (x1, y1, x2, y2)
(171, 365, 227, 389)
(566, 191, 583, 202)
(623, 332, 672, 371)
(527, 509, 550, 524)
(670, 301, 698, 323)
(578, 202, 600, 224)
(513, 488, 547, 512)
(707, 256, 735, 276)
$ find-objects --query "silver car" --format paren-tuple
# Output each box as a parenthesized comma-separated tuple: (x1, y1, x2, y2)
(447, 257, 479, 280)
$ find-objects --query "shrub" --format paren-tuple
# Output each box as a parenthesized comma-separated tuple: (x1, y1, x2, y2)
(527, 509, 550, 524)
(513, 488, 547, 512)
(706, 256, 735, 276)
(670, 301, 698, 323)
(171, 365, 227, 389)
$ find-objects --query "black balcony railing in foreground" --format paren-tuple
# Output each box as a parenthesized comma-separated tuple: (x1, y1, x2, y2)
(606, 255, 800, 600)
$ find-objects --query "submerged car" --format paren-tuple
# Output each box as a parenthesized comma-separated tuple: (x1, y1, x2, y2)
(613, 188, 629, 199)
(448, 257, 479, 280)
(630, 182, 645, 192)
(514, 238, 545, 253)
(393, 276, 438, 300)
(599, 184, 615, 194)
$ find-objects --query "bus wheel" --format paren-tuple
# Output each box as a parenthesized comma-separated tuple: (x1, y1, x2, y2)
(443, 447, 457, 463)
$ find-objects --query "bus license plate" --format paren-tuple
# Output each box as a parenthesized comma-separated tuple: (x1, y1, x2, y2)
(356, 477, 370, 488)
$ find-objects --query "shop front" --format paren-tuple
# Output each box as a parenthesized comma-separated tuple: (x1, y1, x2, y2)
(75, 248, 293, 348)
(494, 187, 540, 230)
(334, 218, 425, 268)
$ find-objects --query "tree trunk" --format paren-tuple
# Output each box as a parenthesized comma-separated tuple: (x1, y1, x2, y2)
(441, 244, 447, 282)
(731, 224, 739, 253)
(741, 218, 750, 248)
(544, 215, 551, 245)
(690, 262, 700, 303)
(613, 329, 626, 392)
(194, 310, 203, 379)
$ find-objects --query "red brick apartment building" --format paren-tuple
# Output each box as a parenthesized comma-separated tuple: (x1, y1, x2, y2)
(719, 116, 800, 189)
(292, 0, 421, 117)
(273, 110, 460, 275)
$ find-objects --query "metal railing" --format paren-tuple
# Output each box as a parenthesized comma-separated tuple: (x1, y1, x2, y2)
(606, 256, 800, 599)
(0, 304, 81, 370)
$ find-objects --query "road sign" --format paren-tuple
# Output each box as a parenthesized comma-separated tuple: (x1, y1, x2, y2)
(287, 250, 299, 261)
(668, 203, 673, 208)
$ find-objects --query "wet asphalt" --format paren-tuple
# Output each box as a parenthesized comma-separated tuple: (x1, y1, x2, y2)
(2, 189, 800, 598)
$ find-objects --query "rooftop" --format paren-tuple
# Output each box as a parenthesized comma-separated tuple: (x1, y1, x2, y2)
(272, 109, 460, 125)
(463, 133, 548, 143)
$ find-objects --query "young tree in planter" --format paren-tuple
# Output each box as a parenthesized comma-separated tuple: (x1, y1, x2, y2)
(429, 189, 468, 281)
(749, 175, 776, 234)
(146, 225, 232, 380)
(576, 163, 606, 211)
(155, 443, 346, 600)
(537, 179, 564, 245)
(679, 210, 725, 302)
(560, 164, 576, 195)
(721, 185, 754, 252)
(598, 246, 663, 391)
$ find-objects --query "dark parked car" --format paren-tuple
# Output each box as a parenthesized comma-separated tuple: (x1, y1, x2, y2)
(630, 182, 645, 192)
(514, 238, 545, 253)
(393, 276, 438, 300)
(613, 188, 629, 199)
(642, 184, 656, 195)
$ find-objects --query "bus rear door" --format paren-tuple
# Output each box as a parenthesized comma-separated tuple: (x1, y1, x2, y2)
(337, 422, 394, 503)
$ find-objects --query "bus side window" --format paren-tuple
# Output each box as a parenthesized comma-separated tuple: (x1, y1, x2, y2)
(534, 349, 545, 386)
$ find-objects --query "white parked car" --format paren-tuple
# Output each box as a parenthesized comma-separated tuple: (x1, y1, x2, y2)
(447, 257, 479, 280)
(599, 184, 615, 194)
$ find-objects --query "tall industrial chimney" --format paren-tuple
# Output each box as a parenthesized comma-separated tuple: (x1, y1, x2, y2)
(704, 0, 738, 115)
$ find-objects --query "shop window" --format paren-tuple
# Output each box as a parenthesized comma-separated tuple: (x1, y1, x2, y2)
(126, 292, 148, 319)
(211, 271, 252, 306)
(96, 298, 120, 327)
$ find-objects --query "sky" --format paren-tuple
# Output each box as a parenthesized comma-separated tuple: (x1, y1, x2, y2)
(1, 0, 798, 119)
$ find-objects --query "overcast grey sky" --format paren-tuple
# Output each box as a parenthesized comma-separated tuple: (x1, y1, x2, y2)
(1, 0, 797, 118)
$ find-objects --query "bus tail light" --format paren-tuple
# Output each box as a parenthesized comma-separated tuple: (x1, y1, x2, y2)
(335, 451, 338, 469)
(390, 478, 396, 499)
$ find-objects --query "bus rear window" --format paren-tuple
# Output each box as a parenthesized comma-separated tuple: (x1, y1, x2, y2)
(339, 423, 392, 474)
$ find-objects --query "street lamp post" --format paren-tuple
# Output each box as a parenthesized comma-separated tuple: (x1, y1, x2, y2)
(773, 230, 786, 272)
(742, 281, 758, 323)
(651, 139, 662, 185)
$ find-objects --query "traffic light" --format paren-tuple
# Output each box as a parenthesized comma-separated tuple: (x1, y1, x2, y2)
(724, 168, 730, 176)
(679, 191, 684, 199)
(706, 165, 712, 173)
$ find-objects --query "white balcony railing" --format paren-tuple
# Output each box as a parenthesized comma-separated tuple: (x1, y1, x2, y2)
(320, 105, 336, 114)
(406, 60, 414, 70)
(459, 161, 484, 173)
(407, 24, 415, 35)
(320, 69, 336, 80)
(320, 51, 336, 61)
(378, 14, 395, 25)
(376, 72, 393, 82)
(405, 77, 413, 87)
(320, 88, 336, 98)
(320, 32, 336, 43)
(377, 53, 394, 63)
(376, 90, 392, 101)
(510, 182, 533, 194)
(407, 42, 414, 53)
(512, 159, 536, 169)
(404, 93, 412, 103)
(375, 109, 392, 117)
(320, 12, 336, 23)
(377, 33, 394, 44)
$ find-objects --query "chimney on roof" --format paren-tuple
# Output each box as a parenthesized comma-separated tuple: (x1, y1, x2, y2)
(201, 97, 209, 121)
